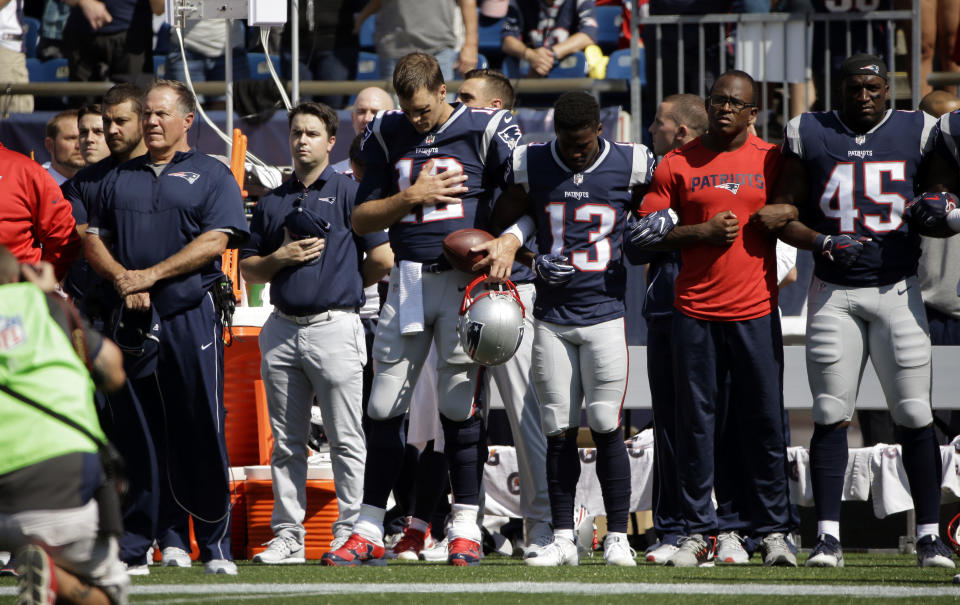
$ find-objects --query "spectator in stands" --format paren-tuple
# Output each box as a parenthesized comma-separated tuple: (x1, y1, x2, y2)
(0, 136, 81, 280)
(61, 0, 164, 83)
(77, 103, 109, 165)
(43, 109, 85, 185)
(898, 0, 960, 96)
(501, 0, 598, 77)
(284, 0, 361, 109)
(331, 86, 395, 174)
(37, 0, 71, 60)
(166, 19, 249, 107)
(0, 0, 33, 114)
(358, 0, 479, 81)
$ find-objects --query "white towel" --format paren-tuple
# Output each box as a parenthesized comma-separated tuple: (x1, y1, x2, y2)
(940, 440, 960, 502)
(398, 260, 424, 335)
(843, 447, 873, 502)
(870, 443, 914, 518)
(787, 446, 814, 507)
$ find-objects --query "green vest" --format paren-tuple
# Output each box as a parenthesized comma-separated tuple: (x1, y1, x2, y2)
(0, 283, 104, 476)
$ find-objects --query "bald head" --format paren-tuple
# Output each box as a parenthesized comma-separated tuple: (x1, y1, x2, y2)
(352, 87, 395, 134)
(919, 90, 960, 118)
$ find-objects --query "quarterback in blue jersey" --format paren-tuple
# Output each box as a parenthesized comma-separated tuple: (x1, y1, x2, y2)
(86, 81, 249, 575)
(476, 91, 655, 567)
(323, 52, 520, 568)
(775, 54, 955, 568)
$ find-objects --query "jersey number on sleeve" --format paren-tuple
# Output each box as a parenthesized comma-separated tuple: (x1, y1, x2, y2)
(818, 161, 906, 233)
(396, 158, 466, 223)
(545, 203, 616, 272)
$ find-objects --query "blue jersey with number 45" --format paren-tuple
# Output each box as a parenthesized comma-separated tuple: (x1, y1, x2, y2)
(510, 138, 655, 326)
(357, 103, 520, 263)
(783, 109, 937, 287)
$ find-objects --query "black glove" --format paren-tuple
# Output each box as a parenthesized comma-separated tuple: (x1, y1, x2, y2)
(814, 234, 866, 269)
(629, 208, 678, 247)
(533, 253, 575, 286)
(904, 192, 958, 230)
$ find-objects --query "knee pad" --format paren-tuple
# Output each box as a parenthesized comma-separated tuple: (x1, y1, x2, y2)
(585, 401, 622, 434)
(807, 314, 844, 365)
(890, 398, 934, 429)
(812, 394, 853, 426)
(890, 316, 931, 369)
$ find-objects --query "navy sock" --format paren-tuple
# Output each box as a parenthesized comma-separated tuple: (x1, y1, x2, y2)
(810, 423, 848, 523)
(898, 424, 942, 526)
(591, 428, 631, 533)
(440, 414, 485, 506)
(414, 444, 450, 522)
(546, 430, 581, 530)
(362, 415, 406, 509)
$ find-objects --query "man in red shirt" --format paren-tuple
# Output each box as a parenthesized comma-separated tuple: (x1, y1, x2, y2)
(638, 69, 794, 568)
(0, 142, 81, 280)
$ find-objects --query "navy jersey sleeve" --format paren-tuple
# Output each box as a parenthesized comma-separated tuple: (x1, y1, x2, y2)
(356, 113, 396, 205)
(483, 111, 523, 189)
(575, 0, 599, 41)
(502, 0, 524, 41)
(341, 170, 389, 251)
(200, 164, 250, 246)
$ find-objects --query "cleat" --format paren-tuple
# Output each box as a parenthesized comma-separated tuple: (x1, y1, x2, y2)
(917, 535, 956, 568)
(666, 534, 714, 568)
(805, 533, 844, 568)
(447, 537, 482, 566)
(122, 562, 149, 576)
(390, 526, 428, 561)
(253, 536, 306, 565)
(645, 542, 679, 564)
(160, 546, 192, 568)
(14, 545, 57, 605)
(524, 536, 579, 567)
(716, 532, 750, 564)
(603, 534, 637, 567)
(523, 520, 553, 559)
(321, 533, 386, 567)
(204, 559, 238, 575)
(761, 532, 797, 567)
(420, 536, 448, 562)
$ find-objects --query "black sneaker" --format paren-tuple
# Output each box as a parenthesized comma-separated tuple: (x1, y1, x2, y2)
(805, 533, 843, 568)
(917, 535, 956, 568)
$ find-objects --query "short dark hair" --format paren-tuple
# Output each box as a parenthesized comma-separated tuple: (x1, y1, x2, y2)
(146, 80, 197, 117)
(349, 133, 365, 167)
(711, 69, 760, 106)
(393, 52, 444, 101)
(102, 82, 144, 116)
(77, 103, 102, 122)
(662, 93, 708, 137)
(45, 109, 78, 139)
(463, 68, 515, 110)
(287, 102, 338, 137)
(554, 91, 600, 132)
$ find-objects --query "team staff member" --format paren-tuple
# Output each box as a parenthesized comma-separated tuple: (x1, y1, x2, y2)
(43, 109, 85, 186)
(241, 102, 392, 564)
(323, 52, 519, 567)
(638, 70, 795, 567)
(0, 248, 129, 605)
(476, 91, 654, 567)
(78, 104, 110, 166)
(0, 139, 81, 280)
(774, 54, 955, 568)
(85, 80, 249, 575)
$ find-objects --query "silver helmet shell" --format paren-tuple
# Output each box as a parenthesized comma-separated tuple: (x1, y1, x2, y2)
(457, 276, 526, 366)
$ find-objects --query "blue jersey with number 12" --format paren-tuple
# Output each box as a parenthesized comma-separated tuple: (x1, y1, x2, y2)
(357, 103, 520, 263)
(510, 137, 655, 326)
(783, 109, 937, 287)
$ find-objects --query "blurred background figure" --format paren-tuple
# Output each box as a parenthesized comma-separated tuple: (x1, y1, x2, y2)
(0, 0, 33, 114)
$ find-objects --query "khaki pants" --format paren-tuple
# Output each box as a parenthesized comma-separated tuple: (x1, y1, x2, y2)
(0, 46, 33, 114)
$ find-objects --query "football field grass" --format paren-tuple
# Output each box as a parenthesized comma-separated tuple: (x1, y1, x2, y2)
(4, 553, 960, 604)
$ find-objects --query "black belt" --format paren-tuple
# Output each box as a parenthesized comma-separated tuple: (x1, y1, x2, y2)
(397, 258, 452, 273)
(1, 33, 23, 42)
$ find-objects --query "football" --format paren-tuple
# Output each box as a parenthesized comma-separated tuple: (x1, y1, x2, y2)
(443, 228, 494, 274)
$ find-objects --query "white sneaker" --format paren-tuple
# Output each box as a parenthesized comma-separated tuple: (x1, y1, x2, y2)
(603, 534, 637, 567)
(523, 520, 553, 559)
(715, 532, 749, 564)
(419, 536, 449, 562)
(645, 542, 679, 564)
(204, 559, 238, 575)
(161, 547, 192, 568)
(252, 536, 306, 565)
(123, 562, 149, 576)
(523, 536, 579, 567)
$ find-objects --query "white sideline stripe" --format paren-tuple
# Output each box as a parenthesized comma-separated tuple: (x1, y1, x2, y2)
(5, 582, 958, 598)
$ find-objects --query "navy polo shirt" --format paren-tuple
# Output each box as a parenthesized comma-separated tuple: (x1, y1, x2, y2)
(62, 157, 119, 306)
(240, 167, 389, 316)
(88, 150, 249, 318)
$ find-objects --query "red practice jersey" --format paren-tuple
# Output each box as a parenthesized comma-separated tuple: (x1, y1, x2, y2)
(640, 134, 781, 321)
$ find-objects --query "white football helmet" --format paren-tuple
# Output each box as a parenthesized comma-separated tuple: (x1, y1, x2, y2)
(458, 275, 526, 366)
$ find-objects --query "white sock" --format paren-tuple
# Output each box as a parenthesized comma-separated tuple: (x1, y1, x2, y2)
(918, 523, 940, 540)
(554, 529, 575, 543)
(606, 531, 627, 542)
(354, 505, 385, 543)
(408, 517, 429, 534)
(817, 521, 840, 541)
(449, 504, 480, 540)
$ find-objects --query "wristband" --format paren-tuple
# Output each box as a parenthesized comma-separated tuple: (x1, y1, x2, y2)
(503, 215, 536, 244)
(948, 208, 960, 233)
